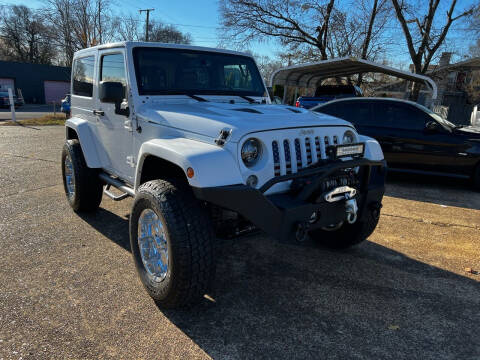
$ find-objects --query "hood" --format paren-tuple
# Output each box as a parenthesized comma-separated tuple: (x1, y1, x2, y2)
(454, 125, 480, 138)
(136, 101, 352, 142)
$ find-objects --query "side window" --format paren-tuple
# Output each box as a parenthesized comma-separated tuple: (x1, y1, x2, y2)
(316, 103, 337, 116)
(72, 56, 95, 97)
(332, 102, 372, 126)
(100, 53, 127, 98)
(375, 102, 425, 130)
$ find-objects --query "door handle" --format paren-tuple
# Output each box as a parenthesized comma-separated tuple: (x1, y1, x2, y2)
(93, 109, 104, 116)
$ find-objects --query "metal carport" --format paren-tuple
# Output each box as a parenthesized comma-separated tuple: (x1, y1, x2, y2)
(270, 57, 437, 104)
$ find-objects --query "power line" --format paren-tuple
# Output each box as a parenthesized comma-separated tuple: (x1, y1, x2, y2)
(139, 8, 154, 41)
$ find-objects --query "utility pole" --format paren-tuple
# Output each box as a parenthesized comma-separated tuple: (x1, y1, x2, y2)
(139, 8, 154, 42)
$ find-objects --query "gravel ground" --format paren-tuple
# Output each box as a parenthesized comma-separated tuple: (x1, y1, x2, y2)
(0, 125, 479, 360)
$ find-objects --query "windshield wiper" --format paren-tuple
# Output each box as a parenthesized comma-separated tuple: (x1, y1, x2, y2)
(238, 95, 258, 104)
(185, 94, 209, 102)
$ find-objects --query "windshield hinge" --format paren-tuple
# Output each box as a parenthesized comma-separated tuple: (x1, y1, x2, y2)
(215, 128, 232, 146)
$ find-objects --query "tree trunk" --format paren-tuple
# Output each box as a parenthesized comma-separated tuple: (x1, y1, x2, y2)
(409, 61, 423, 101)
(410, 82, 421, 102)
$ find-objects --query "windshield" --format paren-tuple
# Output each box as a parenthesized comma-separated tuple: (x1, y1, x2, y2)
(414, 103, 456, 128)
(133, 47, 265, 97)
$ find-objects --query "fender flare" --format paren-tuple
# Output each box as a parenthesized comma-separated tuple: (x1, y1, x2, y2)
(65, 117, 103, 168)
(135, 138, 244, 190)
(359, 135, 384, 161)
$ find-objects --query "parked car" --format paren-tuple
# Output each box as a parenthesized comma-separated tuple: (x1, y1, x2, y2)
(313, 97, 480, 188)
(62, 41, 386, 308)
(295, 85, 363, 109)
(0, 91, 22, 108)
(61, 94, 71, 115)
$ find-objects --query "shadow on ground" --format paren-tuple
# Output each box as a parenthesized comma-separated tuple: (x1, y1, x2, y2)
(386, 172, 480, 210)
(80, 208, 480, 359)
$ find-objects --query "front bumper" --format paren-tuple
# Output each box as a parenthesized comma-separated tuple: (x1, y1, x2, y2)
(193, 158, 386, 242)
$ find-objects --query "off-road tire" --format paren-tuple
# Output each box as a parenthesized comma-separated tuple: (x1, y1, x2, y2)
(310, 206, 381, 249)
(473, 163, 480, 190)
(130, 179, 215, 308)
(61, 140, 103, 212)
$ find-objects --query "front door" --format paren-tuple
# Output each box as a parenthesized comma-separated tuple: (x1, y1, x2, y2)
(94, 50, 134, 183)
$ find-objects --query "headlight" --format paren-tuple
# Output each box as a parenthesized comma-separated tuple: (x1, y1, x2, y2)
(241, 138, 262, 168)
(342, 130, 356, 144)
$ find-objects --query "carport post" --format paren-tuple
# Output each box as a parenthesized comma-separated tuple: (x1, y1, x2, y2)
(282, 85, 288, 104)
(8, 88, 16, 123)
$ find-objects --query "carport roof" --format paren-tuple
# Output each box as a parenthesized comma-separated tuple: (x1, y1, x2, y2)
(270, 57, 437, 99)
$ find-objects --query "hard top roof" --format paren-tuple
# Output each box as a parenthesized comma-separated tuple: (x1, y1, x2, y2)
(74, 41, 253, 58)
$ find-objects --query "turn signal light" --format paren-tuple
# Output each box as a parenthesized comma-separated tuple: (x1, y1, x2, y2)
(186, 167, 195, 178)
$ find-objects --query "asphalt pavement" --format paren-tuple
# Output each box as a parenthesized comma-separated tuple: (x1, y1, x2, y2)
(0, 104, 59, 121)
(0, 125, 479, 359)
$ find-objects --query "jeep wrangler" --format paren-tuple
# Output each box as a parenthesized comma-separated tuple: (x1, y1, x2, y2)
(62, 42, 386, 308)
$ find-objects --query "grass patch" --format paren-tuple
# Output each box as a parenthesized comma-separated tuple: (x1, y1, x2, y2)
(0, 114, 66, 126)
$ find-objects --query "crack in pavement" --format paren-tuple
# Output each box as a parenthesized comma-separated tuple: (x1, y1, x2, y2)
(1, 153, 57, 164)
(382, 212, 480, 231)
(1, 183, 62, 199)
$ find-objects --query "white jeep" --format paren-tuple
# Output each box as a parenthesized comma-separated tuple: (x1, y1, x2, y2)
(62, 41, 386, 308)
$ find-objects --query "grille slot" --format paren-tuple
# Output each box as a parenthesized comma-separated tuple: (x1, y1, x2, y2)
(305, 138, 312, 164)
(272, 141, 280, 176)
(283, 139, 292, 174)
(294, 139, 302, 169)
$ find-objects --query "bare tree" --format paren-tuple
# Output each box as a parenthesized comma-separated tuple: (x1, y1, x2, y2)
(116, 15, 141, 41)
(220, 0, 392, 66)
(253, 53, 285, 83)
(219, 0, 336, 61)
(148, 22, 192, 44)
(391, 0, 475, 100)
(45, 0, 117, 66)
(0, 5, 55, 64)
(115, 16, 191, 44)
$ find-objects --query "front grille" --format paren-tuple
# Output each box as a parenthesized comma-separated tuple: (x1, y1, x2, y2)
(271, 134, 339, 176)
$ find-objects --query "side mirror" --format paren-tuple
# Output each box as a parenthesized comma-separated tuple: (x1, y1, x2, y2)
(99, 81, 124, 103)
(425, 120, 439, 132)
(99, 81, 129, 116)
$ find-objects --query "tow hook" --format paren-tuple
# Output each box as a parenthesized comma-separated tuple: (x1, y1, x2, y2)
(345, 198, 358, 224)
(295, 221, 310, 242)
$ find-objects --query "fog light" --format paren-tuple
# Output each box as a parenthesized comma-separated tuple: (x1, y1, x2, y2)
(246, 175, 258, 188)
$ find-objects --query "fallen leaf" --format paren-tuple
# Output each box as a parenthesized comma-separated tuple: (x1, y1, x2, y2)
(388, 325, 400, 330)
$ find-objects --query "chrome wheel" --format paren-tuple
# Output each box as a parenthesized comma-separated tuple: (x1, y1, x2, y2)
(64, 154, 75, 199)
(138, 209, 169, 282)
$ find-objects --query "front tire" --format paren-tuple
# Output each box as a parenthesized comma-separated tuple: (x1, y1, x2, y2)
(310, 205, 381, 249)
(473, 163, 480, 190)
(129, 179, 215, 308)
(61, 140, 103, 212)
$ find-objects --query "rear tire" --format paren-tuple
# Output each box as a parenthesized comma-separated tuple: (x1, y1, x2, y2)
(129, 179, 215, 308)
(61, 140, 103, 212)
(310, 205, 381, 249)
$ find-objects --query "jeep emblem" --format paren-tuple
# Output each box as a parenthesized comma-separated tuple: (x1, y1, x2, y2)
(300, 129, 314, 136)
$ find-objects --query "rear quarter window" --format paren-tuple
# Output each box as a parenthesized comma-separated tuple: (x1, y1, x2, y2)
(72, 56, 95, 97)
